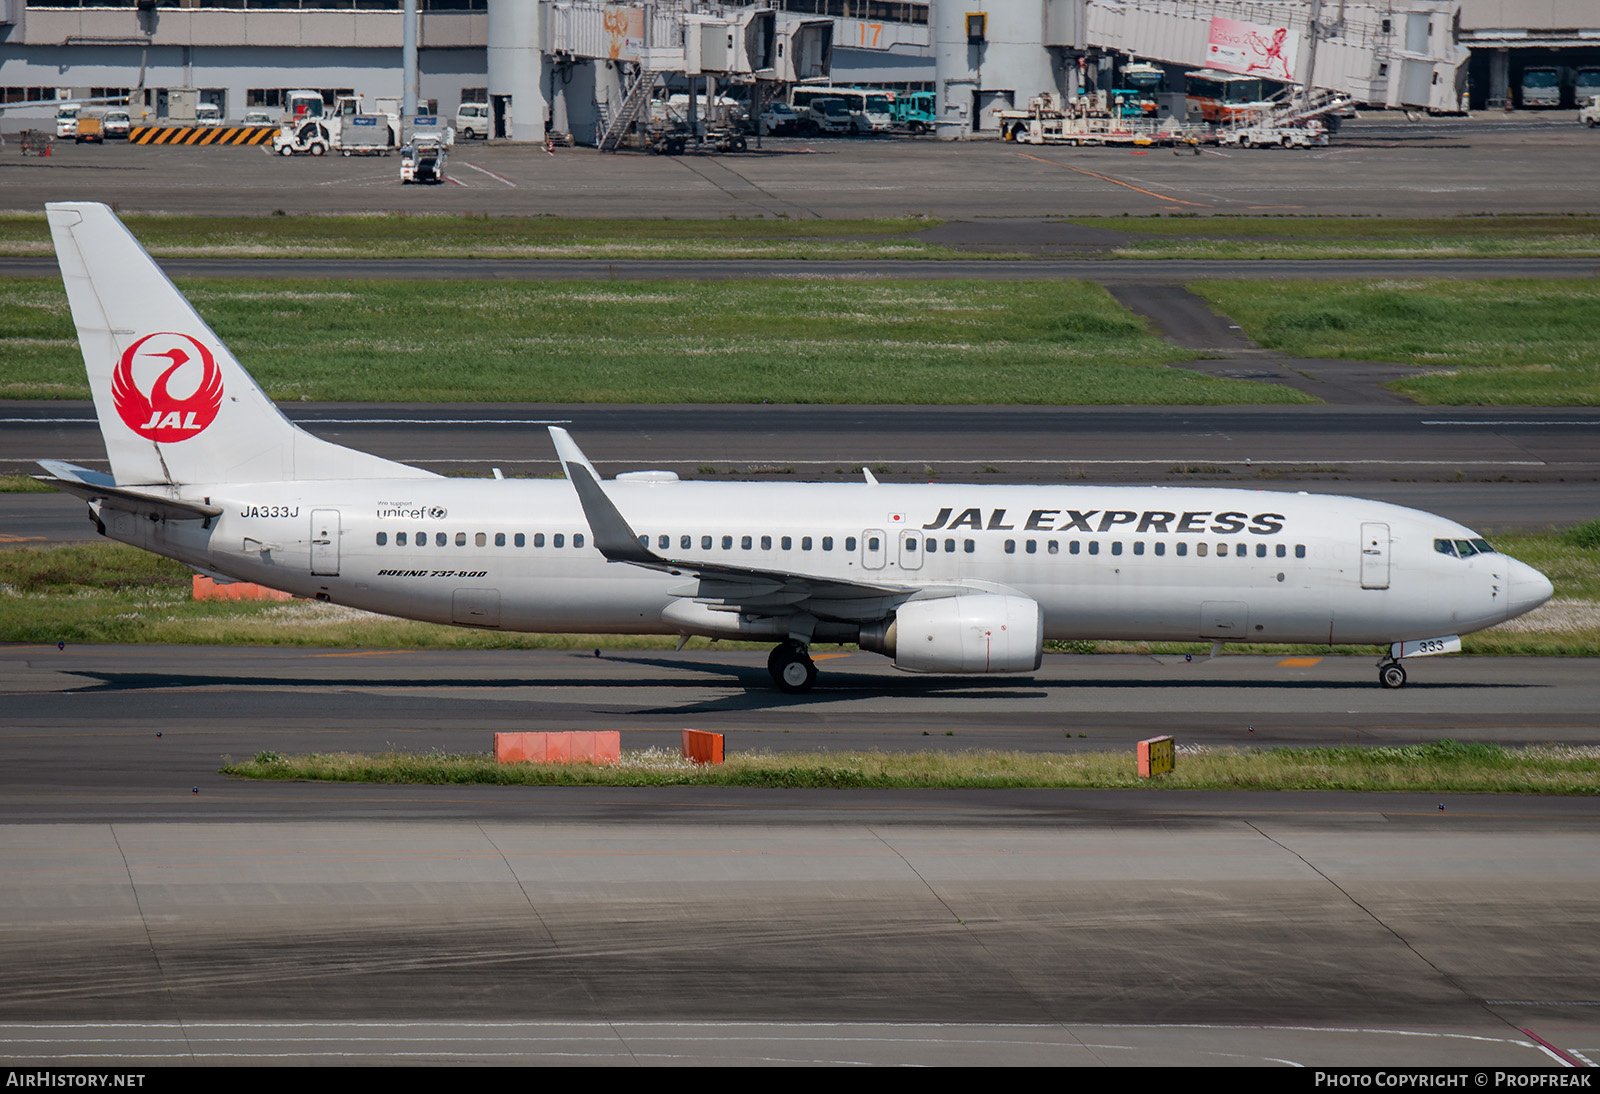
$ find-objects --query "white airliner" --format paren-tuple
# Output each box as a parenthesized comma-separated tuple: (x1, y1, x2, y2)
(38, 202, 1554, 693)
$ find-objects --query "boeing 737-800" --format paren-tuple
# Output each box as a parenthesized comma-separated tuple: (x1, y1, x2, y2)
(37, 202, 1554, 693)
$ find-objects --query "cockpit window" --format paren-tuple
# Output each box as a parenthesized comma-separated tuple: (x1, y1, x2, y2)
(1434, 538, 1457, 557)
(1455, 539, 1478, 557)
(1437, 537, 1496, 558)
(1471, 538, 1494, 554)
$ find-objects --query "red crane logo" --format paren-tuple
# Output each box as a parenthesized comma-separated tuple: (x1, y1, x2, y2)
(112, 332, 224, 442)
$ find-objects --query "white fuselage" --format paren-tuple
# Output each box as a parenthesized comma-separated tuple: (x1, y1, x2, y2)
(101, 477, 1545, 648)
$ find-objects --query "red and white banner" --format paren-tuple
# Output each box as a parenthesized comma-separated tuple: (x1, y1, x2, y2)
(1207, 16, 1299, 82)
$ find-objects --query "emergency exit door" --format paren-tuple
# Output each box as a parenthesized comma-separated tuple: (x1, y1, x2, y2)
(1360, 522, 1390, 589)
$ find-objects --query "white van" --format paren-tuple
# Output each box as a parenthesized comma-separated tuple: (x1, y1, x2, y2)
(455, 101, 489, 139)
(194, 102, 222, 127)
(55, 102, 81, 139)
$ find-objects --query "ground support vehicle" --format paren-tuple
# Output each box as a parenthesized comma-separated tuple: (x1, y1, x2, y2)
(18, 130, 50, 156)
(1003, 107, 1200, 148)
(273, 119, 334, 156)
(1215, 118, 1329, 149)
(1582, 97, 1600, 127)
(891, 91, 936, 134)
(55, 103, 80, 139)
(455, 101, 489, 139)
(339, 114, 392, 156)
(400, 136, 446, 183)
(102, 110, 131, 139)
(74, 111, 105, 144)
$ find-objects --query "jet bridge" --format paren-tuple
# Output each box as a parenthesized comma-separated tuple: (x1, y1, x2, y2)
(937, 0, 1469, 138)
(498, 1, 834, 147)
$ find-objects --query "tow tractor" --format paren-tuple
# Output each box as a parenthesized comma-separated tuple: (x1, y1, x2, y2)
(400, 135, 446, 183)
(272, 118, 334, 156)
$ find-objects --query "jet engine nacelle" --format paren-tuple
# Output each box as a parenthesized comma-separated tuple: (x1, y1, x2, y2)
(861, 593, 1043, 674)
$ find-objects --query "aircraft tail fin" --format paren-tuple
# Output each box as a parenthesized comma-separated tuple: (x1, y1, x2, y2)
(46, 201, 433, 486)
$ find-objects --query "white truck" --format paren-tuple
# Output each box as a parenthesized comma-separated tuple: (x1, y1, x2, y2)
(455, 101, 490, 139)
(1581, 96, 1600, 128)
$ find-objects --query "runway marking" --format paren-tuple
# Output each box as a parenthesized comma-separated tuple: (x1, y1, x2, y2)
(311, 650, 407, 658)
(0, 534, 46, 543)
(1519, 1027, 1586, 1067)
(1277, 657, 1323, 667)
(1422, 420, 1599, 426)
(393, 457, 1553, 468)
(291, 417, 572, 425)
(461, 162, 517, 187)
(1015, 152, 1213, 208)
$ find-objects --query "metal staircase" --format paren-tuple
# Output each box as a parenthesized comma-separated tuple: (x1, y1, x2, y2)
(597, 65, 658, 152)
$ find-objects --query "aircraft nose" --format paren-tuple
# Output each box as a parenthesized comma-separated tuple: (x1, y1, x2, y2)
(1504, 556, 1554, 621)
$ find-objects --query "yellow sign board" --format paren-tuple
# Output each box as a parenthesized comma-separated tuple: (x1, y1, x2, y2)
(1138, 735, 1175, 778)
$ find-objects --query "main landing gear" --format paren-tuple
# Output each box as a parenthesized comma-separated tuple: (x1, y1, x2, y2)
(1378, 657, 1407, 690)
(768, 639, 817, 694)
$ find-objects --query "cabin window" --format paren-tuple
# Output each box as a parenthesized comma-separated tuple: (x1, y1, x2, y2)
(846, 537, 858, 552)
(1197, 543, 1208, 557)
(376, 532, 387, 545)
(1088, 541, 1099, 556)
(574, 534, 585, 548)
(964, 539, 975, 554)
(1154, 542, 1165, 556)
(944, 538, 955, 553)
(1217, 543, 1228, 557)
(682, 535, 692, 550)
(802, 537, 813, 551)
(1295, 544, 1306, 558)
(638, 536, 648, 549)
(742, 535, 753, 550)
(532, 533, 544, 547)
(416, 530, 425, 545)
(495, 533, 506, 547)
(554, 534, 565, 548)
(1048, 540, 1059, 554)
(866, 536, 879, 552)
(904, 538, 916, 553)
(396, 532, 407, 546)
(1237, 543, 1247, 557)
(704, 536, 714, 550)
(781, 536, 792, 550)
(515, 533, 526, 547)
(1111, 541, 1123, 556)
(1277, 544, 1287, 558)
(1070, 541, 1080, 555)
(454, 533, 466, 547)
(762, 535, 773, 550)
(1176, 542, 1187, 557)
(722, 535, 733, 550)
(1133, 541, 1144, 556)
(1004, 540, 1016, 554)
(476, 533, 487, 547)
(1256, 543, 1267, 558)
(823, 537, 834, 551)
(436, 533, 448, 547)
(659, 535, 670, 550)
(1026, 540, 1037, 554)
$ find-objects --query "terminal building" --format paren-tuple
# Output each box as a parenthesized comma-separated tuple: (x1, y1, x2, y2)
(1, 1, 1596, 143)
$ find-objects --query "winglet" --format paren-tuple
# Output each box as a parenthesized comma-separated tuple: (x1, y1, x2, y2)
(549, 427, 660, 566)
(548, 426, 600, 482)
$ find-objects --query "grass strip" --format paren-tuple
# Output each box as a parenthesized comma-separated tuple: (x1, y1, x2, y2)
(221, 740, 1600, 793)
(4, 530, 1595, 654)
(0, 213, 962, 261)
(0, 276, 1302, 405)
(1188, 278, 1600, 406)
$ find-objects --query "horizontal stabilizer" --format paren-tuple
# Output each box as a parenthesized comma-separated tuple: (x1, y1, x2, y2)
(37, 459, 222, 521)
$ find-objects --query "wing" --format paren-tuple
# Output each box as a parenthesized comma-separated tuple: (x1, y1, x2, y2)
(550, 428, 925, 623)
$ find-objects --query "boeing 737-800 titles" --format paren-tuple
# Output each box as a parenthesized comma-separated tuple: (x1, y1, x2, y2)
(37, 202, 1554, 693)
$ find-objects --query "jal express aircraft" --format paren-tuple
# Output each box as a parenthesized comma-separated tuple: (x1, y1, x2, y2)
(39, 202, 1554, 693)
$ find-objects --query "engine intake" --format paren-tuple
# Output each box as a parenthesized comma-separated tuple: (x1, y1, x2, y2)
(860, 593, 1043, 674)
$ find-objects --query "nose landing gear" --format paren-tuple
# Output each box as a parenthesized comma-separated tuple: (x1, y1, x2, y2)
(768, 639, 817, 694)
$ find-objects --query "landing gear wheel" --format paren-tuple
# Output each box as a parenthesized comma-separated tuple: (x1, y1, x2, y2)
(1379, 662, 1407, 690)
(768, 641, 817, 694)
